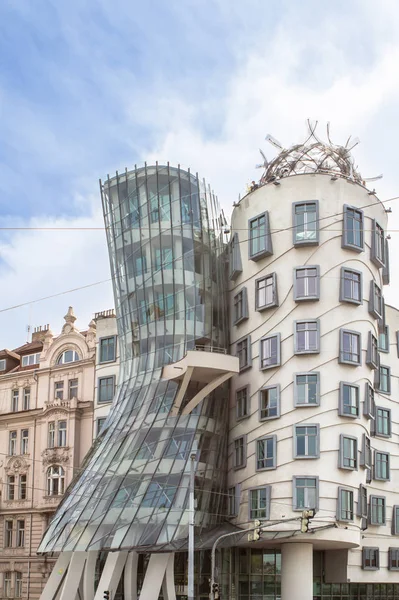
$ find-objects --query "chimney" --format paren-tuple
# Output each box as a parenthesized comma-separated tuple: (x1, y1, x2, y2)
(31, 324, 50, 342)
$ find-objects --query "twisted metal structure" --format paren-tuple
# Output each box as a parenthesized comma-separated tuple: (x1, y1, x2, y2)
(39, 164, 233, 555)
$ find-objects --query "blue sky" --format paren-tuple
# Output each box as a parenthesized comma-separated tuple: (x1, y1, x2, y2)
(1, 0, 399, 347)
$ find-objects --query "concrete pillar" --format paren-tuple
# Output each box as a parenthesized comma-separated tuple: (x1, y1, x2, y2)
(59, 552, 87, 600)
(140, 553, 172, 600)
(40, 552, 72, 600)
(83, 551, 98, 600)
(281, 543, 313, 600)
(124, 551, 139, 600)
(162, 553, 176, 600)
(93, 551, 128, 600)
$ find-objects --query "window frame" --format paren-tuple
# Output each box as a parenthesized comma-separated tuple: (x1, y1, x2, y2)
(392, 506, 399, 535)
(98, 336, 117, 364)
(259, 333, 281, 370)
(363, 383, 375, 420)
(11, 389, 19, 412)
(229, 232, 242, 280)
(57, 350, 80, 365)
(339, 267, 363, 305)
(57, 420, 67, 448)
(19, 474, 27, 500)
(338, 382, 360, 418)
(248, 211, 273, 261)
(293, 424, 320, 459)
(259, 385, 280, 421)
(337, 487, 354, 522)
(68, 378, 78, 400)
(292, 475, 319, 511)
(294, 372, 320, 407)
(248, 485, 271, 521)
(255, 273, 278, 311)
(377, 364, 391, 394)
(98, 375, 116, 404)
(342, 204, 364, 252)
(4, 519, 13, 548)
(236, 386, 250, 421)
(374, 450, 390, 481)
(382, 238, 390, 285)
(339, 434, 358, 471)
(21, 352, 41, 367)
(7, 475, 15, 500)
(20, 429, 29, 455)
(46, 465, 66, 496)
(339, 329, 361, 366)
(293, 265, 320, 302)
(236, 335, 252, 372)
(228, 484, 240, 517)
(233, 435, 247, 470)
(256, 434, 277, 471)
(360, 434, 372, 469)
(362, 547, 380, 571)
(292, 201, 319, 247)
(96, 417, 106, 437)
(378, 325, 389, 353)
(294, 319, 320, 355)
(369, 281, 383, 320)
(371, 219, 385, 268)
(358, 484, 368, 518)
(233, 287, 249, 325)
(0, 359, 5, 371)
(366, 331, 379, 370)
(9, 431, 17, 456)
(22, 387, 30, 411)
(16, 519, 25, 547)
(388, 548, 399, 571)
(369, 495, 386, 526)
(375, 406, 391, 438)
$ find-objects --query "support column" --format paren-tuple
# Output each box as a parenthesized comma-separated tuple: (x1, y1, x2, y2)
(281, 543, 313, 600)
(83, 551, 98, 600)
(140, 553, 173, 600)
(39, 552, 72, 600)
(124, 551, 139, 600)
(93, 551, 128, 600)
(162, 553, 177, 600)
(59, 552, 87, 600)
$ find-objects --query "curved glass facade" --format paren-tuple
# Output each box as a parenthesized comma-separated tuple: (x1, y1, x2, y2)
(38, 164, 230, 553)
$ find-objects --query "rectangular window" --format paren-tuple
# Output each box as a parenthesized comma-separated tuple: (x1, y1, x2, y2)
(293, 201, 319, 246)
(360, 434, 372, 469)
(371, 220, 385, 267)
(58, 421, 67, 447)
(256, 435, 277, 470)
(259, 385, 280, 420)
(68, 379, 78, 399)
(16, 520, 25, 547)
(11, 389, 19, 412)
(233, 436, 246, 469)
(19, 474, 27, 500)
(229, 233, 242, 280)
(248, 212, 272, 260)
(293, 476, 318, 510)
(294, 320, 319, 354)
(342, 205, 364, 251)
(339, 329, 361, 365)
(9, 431, 17, 456)
(260, 334, 280, 369)
(378, 325, 389, 353)
(0, 359, 5, 371)
(236, 387, 249, 420)
(392, 506, 399, 535)
(96, 417, 106, 436)
(294, 425, 319, 458)
(7, 475, 15, 500)
(339, 435, 358, 470)
(383, 238, 390, 284)
(48, 422, 55, 448)
(236, 336, 251, 371)
(142, 481, 176, 508)
(374, 451, 390, 481)
(54, 381, 64, 400)
(366, 331, 379, 370)
(363, 383, 375, 420)
(233, 288, 248, 324)
(22, 387, 30, 411)
(228, 486, 239, 517)
(98, 376, 115, 403)
(21, 352, 41, 367)
(15, 572, 22, 598)
(337, 487, 354, 521)
(154, 247, 173, 271)
(358, 484, 368, 518)
(339, 382, 359, 417)
(370, 496, 386, 525)
(375, 407, 391, 437)
(20, 429, 28, 455)
(5, 520, 13, 547)
(377, 365, 391, 394)
(255, 273, 278, 310)
(340, 267, 362, 304)
(294, 266, 320, 301)
(369, 281, 383, 319)
(362, 547, 379, 570)
(389, 548, 399, 571)
(294, 372, 320, 406)
(99, 336, 116, 363)
(3, 572, 11, 598)
(249, 486, 271, 520)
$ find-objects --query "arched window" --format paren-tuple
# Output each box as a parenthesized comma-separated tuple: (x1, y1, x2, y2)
(47, 466, 65, 496)
(57, 350, 80, 365)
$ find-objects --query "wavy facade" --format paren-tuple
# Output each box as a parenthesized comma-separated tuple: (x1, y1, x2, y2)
(39, 164, 233, 554)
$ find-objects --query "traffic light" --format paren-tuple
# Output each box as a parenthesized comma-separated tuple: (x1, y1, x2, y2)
(253, 519, 261, 541)
(212, 581, 220, 598)
(300, 509, 316, 533)
(103, 591, 110, 600)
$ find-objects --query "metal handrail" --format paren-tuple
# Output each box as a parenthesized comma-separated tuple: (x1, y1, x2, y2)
(194, 345, 227, 355)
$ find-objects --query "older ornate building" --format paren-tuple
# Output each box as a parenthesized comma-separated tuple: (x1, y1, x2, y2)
(0, 308, 95, 599)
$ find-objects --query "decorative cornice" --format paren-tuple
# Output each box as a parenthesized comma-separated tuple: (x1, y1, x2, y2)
(41, 447, 70, 468)
(5, 457, 30, 475)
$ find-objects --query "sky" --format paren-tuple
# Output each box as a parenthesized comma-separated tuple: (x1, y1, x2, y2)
(0, 0, 399, 347)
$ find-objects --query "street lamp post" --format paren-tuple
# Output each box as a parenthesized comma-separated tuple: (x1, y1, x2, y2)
(188, 452, 196, 600)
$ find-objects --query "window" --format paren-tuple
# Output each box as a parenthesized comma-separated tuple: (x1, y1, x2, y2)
(293, 201, 319, 246)
(342, 205, 364, 251)
(47, 466, 65, 496)
(369, 281, 383, 319)
(260, 333, 280, 369)
(358, 485, 368, 518)
(339, 435, 358, 470)
(11, 389, 19, 412)
(370, 496, 386, 525)
(236, 387, 249, 420)
(98, 376, 115, 403)
(54, 381, 64, 400)
(249, 486, 271, 520)
(255, 273, 278, 310)
(99, 336, 117, 363)
(339, 329, 361, 365)
(294, 320, 319, 354)
(16, 520, 25, 547)
(19, 474, 27, 500)
(21, 352, 41, 367)
(371, 220, 385, 267)
(337, 487, 354, 521)
(366, 332, 378, 369)
(68, 379, 78, 399)
(259, 385, 280, 420)
(21, 429, 28, 454)
(228, 486, 239, 517)
(339, 382, 359, 417)
(256, 435, 276, 470)
(142, 481, 176, 508)
(15, 572, 22, 598)
(360, 434, 372, 469)
(58, 421, 67, 447)
(383, 239, 390, 284)
(233, 436, 246, 469)
(294, 266, 320, 301)
(4, 572, 11, 598)
(236, 336, 251, 371)
(0, 359, 5, 371)
(375, 407, 391, 437)
(233, 288, 248, 324)
(57, 350, 80, 365)
(154, 247, 173, 271)
(96, 417, 106, 436)
(378, 326, 389, 353)
(7, 475, 15, 500)
(5, 520, 13, 547)
(377, 365, 391, 394)
(389, 548, 399, 571)
(393, 506, 399, 535)
(229, 233, 242, 280)
(48, 422, 55, 448)
(362, 548, 379, 570)
(248, 212, 272, 260)
(18, 391, 28, 418)
(294, 372, 320, 406)
(9, 431, 17, 456)
(293, 476, 318, 510)
(374, 451, 390, 481)
(340, 267, 362, 304)
(294, 425, 319, 458)
(363, 383, 375, 420)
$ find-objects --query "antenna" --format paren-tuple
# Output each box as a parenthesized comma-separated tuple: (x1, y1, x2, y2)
(265, 134, 283, 150)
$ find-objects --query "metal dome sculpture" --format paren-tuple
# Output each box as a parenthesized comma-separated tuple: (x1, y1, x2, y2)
(257, 120, 382, 186)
